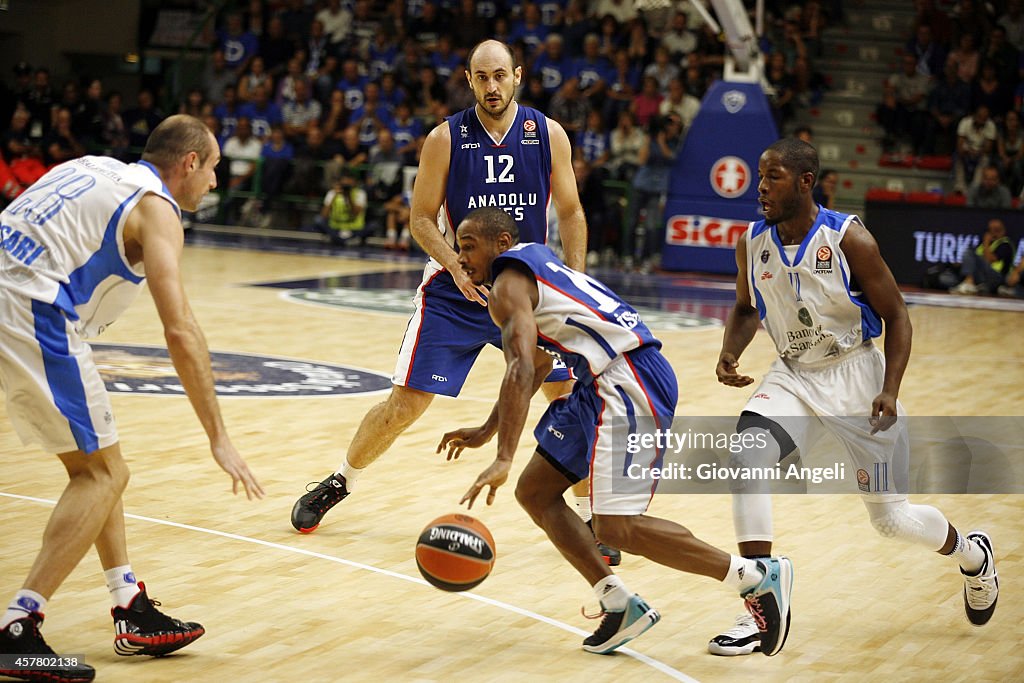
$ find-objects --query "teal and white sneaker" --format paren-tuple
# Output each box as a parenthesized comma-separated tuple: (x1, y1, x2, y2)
(582, 594, 660, 654)
(741, 557, 793, 657)
(962, 531, 998, 626)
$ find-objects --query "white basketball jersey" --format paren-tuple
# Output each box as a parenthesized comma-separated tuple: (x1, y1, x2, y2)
(494, 243, 660, 384)
(0, 156, 179, 338)
(746, 208, 882, 365)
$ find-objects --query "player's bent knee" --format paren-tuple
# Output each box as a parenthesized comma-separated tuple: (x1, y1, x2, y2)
(385, 385, 434, 424)
(864, 498, 948, 550)
(513, 477, 541, 516)
(65, 445, 131, 493)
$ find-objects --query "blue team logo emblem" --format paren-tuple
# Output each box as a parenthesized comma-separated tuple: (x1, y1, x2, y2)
(722, 90, 747, 114)
(123, 572, 137, 584)
(92, 343, 391, 397)
(16, 596, 40, 612)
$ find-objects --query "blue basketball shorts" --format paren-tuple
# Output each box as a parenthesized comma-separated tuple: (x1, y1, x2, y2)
(534, 344, 678, 515)
(392, 262, 572, 397)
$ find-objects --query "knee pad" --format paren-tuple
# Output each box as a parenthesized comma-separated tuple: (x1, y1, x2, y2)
(864, 498, 949, 551)
(737, 412, 797, 459)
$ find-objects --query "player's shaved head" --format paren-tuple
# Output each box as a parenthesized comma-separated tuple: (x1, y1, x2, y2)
(143, 114, 217, 169)
(461, 207, 519, 243)
(766, 137, 819, 184)
(468, 40, 516, 72)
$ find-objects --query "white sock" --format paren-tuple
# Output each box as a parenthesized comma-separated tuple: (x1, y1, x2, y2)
(337, 461, 364, 491)
(722, 555, 763, 593)
(104, 565, 141, 608)
(575, 496, 592, 524)
(2, 590, 48, 629)
(947, 529, 986, 574)
(592, 575, 630, 611)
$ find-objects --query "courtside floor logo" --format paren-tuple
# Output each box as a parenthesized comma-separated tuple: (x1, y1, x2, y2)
(282, 288, 721, 330)
(91, 343, 391, 397)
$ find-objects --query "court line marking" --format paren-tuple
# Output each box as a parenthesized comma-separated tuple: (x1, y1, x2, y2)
(0, 491, 700, 683)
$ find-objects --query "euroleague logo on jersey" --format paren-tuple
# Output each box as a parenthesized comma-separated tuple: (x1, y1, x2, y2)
(91, 343, 391, 397)
(815, 246, 833, 273)
(709, 156, 750, 199)
(521, 118, 539, 144)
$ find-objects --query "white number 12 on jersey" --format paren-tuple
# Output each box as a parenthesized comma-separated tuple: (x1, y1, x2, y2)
(484, 154, 515, 184)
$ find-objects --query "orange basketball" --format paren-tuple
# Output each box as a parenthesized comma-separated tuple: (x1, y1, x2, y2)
(415, 513, 496, 592)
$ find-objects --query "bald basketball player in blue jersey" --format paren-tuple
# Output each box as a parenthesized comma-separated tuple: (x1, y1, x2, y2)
(706, 137, 998, 656)
(439, 207, 794, 656)
(0, 115, 264, 683)
(291, 39, 614, 560)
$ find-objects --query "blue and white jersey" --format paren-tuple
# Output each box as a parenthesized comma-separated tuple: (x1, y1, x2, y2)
(494, 243, 660, 383)
(0, 156, 177, 338)
(746, 207, 883, 364)
(441, 103, 552, 250)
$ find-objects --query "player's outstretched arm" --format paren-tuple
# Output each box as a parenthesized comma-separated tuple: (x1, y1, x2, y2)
(130, 195, 265, 499)
(841, 219, 912, 431)
(547, 118, 588, 272)
(460, 266, 540, 508)
(409, 122, 488, 305)
(718, 231, 759, 387)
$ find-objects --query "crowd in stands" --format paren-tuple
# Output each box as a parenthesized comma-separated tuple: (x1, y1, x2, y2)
(877, 0, 1024, 202)
(5, 0, 1015, 285)
(0, 0, 841, 265)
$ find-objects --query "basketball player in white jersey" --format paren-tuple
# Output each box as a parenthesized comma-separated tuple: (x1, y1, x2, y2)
(440, 208, 794, 656)
(707, 138, 998, 656)
(0, 115, 264, 683)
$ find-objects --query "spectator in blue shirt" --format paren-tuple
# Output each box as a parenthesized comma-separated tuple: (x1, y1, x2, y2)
(218, 11, 260, 77)
(336, 58, 369, 111)
(574, 34, 614, 105)
(430, 35, 463, 81)
(389, 100, 424, 164)
(510, 2, 550, 56)
(532, 34, 573, 94)
(240, 84, 284, 141)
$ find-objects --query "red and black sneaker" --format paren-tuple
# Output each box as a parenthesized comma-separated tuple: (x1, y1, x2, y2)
(111, 583, 204, 657)
(291, 473, 350, 533)
(0, 612, 95, 682)
(585, 520, 622, 567)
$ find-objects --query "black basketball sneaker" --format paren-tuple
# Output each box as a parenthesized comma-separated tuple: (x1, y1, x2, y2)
(291, 473, 350, 533)
(112, 583, 204, 656)
(0, 612, 95, 682)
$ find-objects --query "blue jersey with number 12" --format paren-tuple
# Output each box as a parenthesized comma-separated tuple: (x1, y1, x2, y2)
(442, 103, 552, 247)
(493, 243, 660, 385)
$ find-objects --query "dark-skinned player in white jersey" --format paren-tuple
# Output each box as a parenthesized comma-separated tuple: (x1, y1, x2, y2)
(706, 138, 998, 656)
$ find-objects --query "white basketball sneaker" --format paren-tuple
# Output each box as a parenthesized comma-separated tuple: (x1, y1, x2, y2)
(962, 531, 998, 626)
(708, 613, 761, 656)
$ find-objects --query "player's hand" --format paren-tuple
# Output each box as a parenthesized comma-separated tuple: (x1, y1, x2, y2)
(450, 267, 489, 307)
(437, 426, 494, 460)
(211, 441, 265, 500)
(717, 352, 754, 387)
(460, 458, 511, 509)
(869, 391, 898, 435)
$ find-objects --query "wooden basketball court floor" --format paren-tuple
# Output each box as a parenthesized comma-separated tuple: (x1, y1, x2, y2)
(1, 241, 1021, 683)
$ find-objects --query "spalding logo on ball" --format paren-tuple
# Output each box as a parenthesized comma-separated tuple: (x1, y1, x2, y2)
(415, 513, 496, 592)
